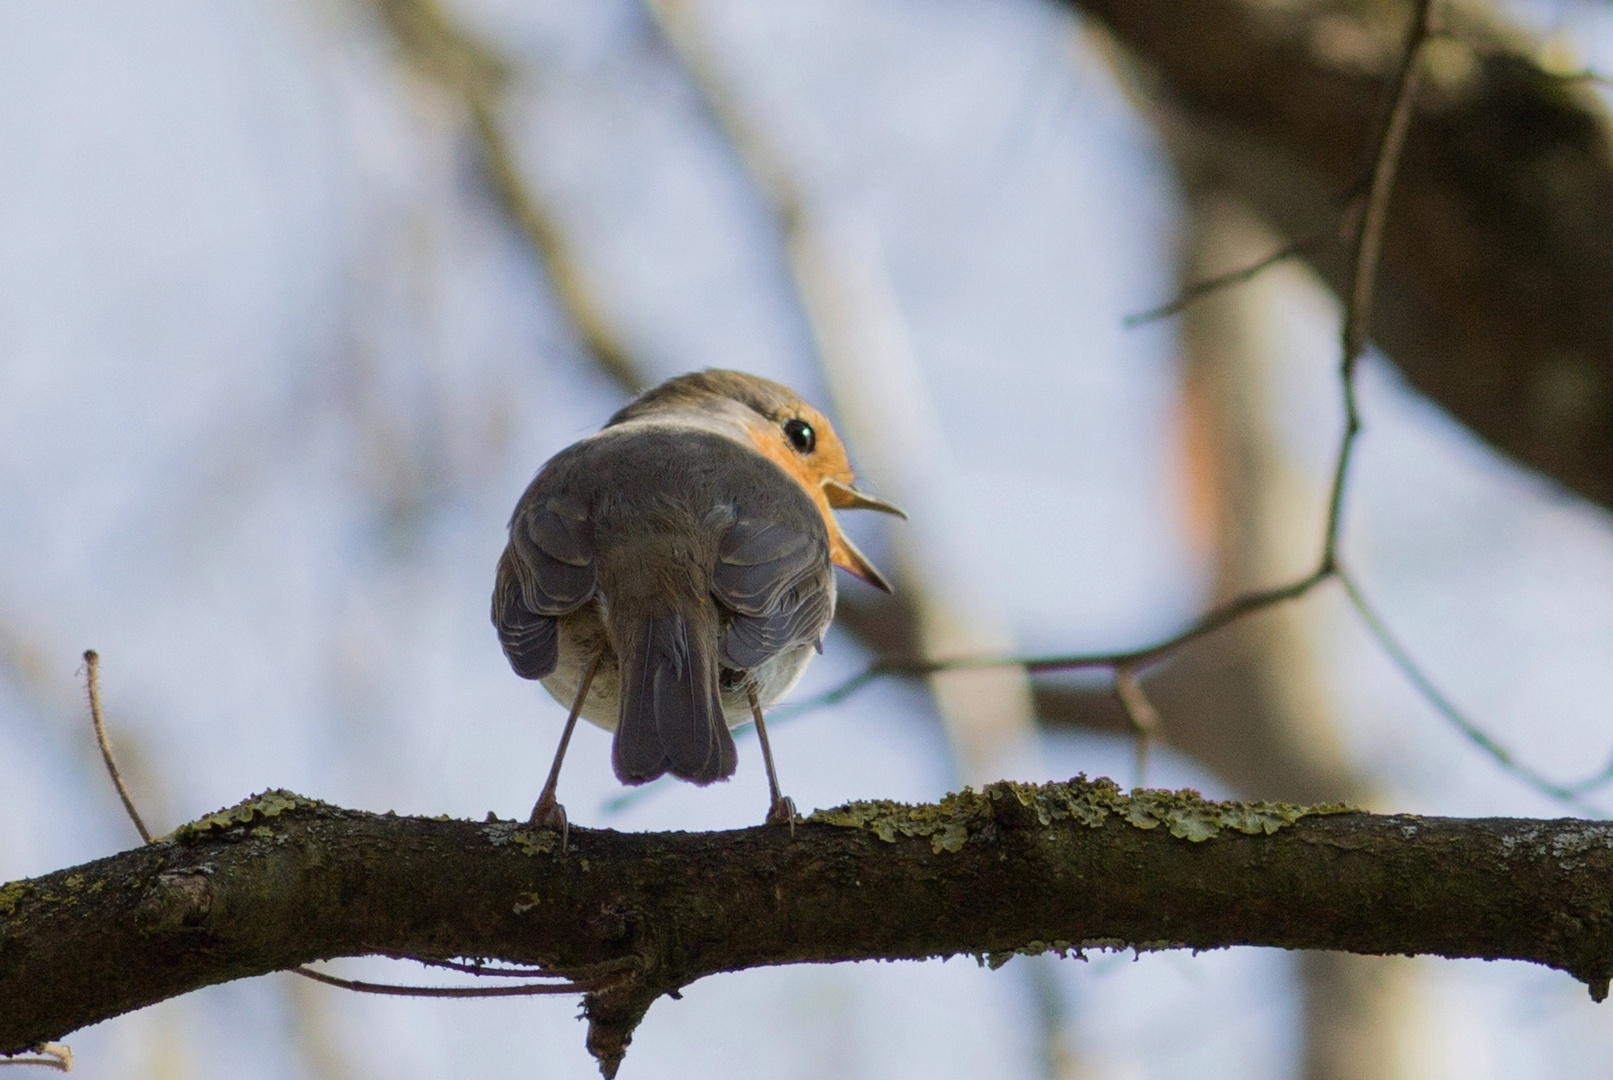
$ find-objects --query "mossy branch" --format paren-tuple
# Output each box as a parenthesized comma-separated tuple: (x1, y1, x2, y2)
(4, 779, 1613, 1076)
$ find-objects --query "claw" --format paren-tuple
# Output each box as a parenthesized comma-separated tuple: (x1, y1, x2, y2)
(766, 795, 798, 836)
(530, 795, 570, 851)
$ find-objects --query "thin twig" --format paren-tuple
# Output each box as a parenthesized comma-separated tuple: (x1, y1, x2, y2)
(83, 650, 151, 844)
(1114, 665, 1162, 789)
(857, 567, 1330, 682)
(1123, 233, 1319, 327)
(1325, 0, 1435, 568)
(1124, 179, 1369, 328)
(1556, 69, 1613, 88)
(389, 955, 563, 978)
(1568, 753, 1613, 797)
(0, 1045, 72, 1072)
(1336, 568, 1605, 815)
(291, 966, 587, 998)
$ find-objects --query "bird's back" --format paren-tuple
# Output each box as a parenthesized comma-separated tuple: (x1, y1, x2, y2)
(494, 420, 836, 785)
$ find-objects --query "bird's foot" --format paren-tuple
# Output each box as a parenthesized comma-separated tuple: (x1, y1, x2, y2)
(765, 795, 797, 835)
(529, 794, 570, 851)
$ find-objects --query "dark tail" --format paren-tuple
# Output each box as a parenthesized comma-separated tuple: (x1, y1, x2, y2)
(612, 610, 736, 785)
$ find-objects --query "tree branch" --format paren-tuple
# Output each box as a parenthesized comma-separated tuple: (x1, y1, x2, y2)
(1072, 0, 1613, 515)
(5, 784, 1613, 1076)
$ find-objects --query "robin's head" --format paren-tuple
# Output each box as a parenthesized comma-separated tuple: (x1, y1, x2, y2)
(610, 370, 905, 592)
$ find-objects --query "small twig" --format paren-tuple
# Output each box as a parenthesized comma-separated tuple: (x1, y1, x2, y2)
(389, 955, 563, 978)
(0, 1045, 72, 1072)
(1123, 233, 1319, 327)
(1336, 569, 1604, 816)
(1124, 179, 1369, 328)
(766, 667, 889, 720)
(82, 650, 151, 845)
(291, 965, 587, 998)
(1114, 665, 1162, 788)
(1568, 753, 1613, 797)
(1325, 0, 1434, 569)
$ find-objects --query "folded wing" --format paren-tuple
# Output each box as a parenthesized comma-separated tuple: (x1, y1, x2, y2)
(712, 518, 834, 672)
(491, 494, 597, 680)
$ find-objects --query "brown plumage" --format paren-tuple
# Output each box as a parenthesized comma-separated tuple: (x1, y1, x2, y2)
(492, 370, 903, 828)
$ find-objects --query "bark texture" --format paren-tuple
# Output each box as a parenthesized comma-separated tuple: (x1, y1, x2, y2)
(4, 784, 1613, 1076)
(1068, 0, 1613, 515)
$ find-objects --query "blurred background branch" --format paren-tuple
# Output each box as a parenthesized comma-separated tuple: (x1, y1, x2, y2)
(1072, 0, 1613, 514)
(371, 0, 647, 393)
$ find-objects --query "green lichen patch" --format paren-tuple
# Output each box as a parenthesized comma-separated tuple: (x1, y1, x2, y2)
(514, 830, 557, 856)
(996, 776, 1351, 841)
(991, 777, 1127, 829)
(161, 790, 325, 843)
(1111, 785, 1352, 841)
(812, 776, 1353, 850)
(0, 880, 29, 918)
(484, 823, 559, 856)
(808, 789, 991, 853)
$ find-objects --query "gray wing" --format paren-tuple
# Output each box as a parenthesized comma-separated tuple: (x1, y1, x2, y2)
(712, 518, 834, 672)
(492, 493, 597, 680)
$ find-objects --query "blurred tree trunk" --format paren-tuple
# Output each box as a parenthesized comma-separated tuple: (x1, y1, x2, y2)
(1158, 193, 1418, 1080)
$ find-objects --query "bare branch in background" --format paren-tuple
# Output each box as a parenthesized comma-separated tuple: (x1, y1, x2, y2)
(1337, 570, 1613, 810)
(370, 0, 645, 393)
(1073, 0, 1613, 516)
(1124, 192, 1363, 327)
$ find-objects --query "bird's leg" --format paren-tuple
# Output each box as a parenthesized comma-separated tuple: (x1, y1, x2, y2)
(747, 684, 796, 833)
(530, 649, 603, 849)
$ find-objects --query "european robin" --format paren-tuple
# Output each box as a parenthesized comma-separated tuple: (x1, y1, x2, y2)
(492, 370, 904, 832)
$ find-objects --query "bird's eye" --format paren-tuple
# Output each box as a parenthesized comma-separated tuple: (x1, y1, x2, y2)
(783, 418, 815, 454)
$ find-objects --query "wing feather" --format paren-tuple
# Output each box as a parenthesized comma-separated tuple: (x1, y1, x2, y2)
(492, 494, 597, 680)
(712, 517, 833, 672)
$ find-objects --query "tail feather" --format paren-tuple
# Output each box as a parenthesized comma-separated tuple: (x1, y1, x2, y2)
(612, 611, 735, 786)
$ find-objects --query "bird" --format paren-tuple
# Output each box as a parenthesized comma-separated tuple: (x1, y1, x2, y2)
(492, 370, 904, 834)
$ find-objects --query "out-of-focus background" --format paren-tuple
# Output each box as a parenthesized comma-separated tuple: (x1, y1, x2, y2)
(5, 1, 1613, 1077)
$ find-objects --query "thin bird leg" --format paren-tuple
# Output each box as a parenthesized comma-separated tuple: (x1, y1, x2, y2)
(530, 649, 603, 848)
(747, 684, 796, 832)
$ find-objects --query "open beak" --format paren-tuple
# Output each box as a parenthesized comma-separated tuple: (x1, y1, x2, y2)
(831, 531, 895, 594)
(822, 478, 907, 519)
